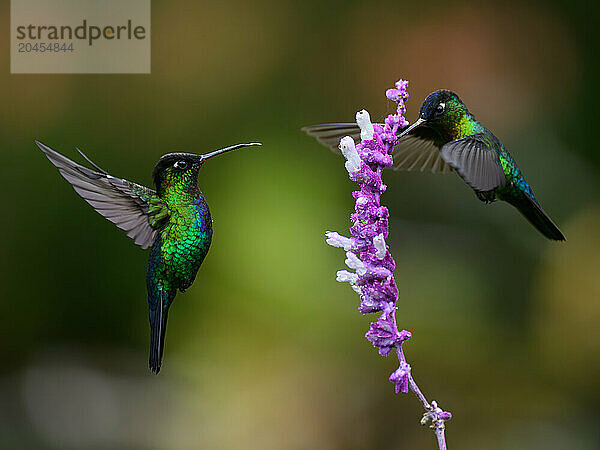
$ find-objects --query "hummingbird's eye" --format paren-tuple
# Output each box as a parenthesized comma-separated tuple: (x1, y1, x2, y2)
(436, 103, 445, 115)
(173, 160, 188, 170)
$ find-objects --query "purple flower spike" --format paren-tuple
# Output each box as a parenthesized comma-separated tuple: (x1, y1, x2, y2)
(326, 81, 409, 342)
(325, 79, 451, 450)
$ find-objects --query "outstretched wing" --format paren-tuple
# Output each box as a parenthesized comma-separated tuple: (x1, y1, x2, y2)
(392, 125, 452, 173)
(302, 123, 362, 152)
(439, 133, 506, 192)
(302, 123, 452, 173)
(37, 140, 168, 249)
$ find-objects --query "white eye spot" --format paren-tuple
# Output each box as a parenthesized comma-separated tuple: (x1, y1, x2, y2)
(174, 160, 188, 170)
(436, 102, 445, 114)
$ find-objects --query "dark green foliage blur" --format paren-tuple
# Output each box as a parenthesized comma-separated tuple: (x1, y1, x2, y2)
(1, 0, 598, 448)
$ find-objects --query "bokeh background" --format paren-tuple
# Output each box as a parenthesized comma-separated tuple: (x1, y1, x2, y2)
(1, 0, 599, 448)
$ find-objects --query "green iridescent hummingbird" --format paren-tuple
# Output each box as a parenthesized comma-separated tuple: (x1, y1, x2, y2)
(37, 140, 261, 374)
(304, 90, 565, 241)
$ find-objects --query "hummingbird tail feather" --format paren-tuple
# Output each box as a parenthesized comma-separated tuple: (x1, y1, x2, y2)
(149, 290, 169, 375)
(507, 192, 565, 241)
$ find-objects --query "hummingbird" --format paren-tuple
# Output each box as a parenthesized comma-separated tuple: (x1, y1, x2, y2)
(36, 140, 261, 374)
(303, 90, 565, 241)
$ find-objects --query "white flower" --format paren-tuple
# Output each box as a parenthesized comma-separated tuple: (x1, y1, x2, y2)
(345, 251, 366, 275)
(373, 233, 387, 259)
(325, 231, 355, 251)
(356, 109, 374, 141)
(339, 136, 361, 173)
(336, 270, 358, 283)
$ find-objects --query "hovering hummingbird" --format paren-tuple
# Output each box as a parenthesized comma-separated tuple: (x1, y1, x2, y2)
(303, 90, 565, 241)
(37, 140, 261, 374)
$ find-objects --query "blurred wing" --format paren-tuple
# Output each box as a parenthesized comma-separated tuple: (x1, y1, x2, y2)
(439, 133, 506, 192)
(302, 123, 361, 153)
(393, 126, 452, 173)
(303, 122, 452, 174)
(37, 141, 167, 249)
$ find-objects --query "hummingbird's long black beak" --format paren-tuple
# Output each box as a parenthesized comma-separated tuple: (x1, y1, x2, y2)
(196, 142, 261, 163)
(397, 118, 426, 138)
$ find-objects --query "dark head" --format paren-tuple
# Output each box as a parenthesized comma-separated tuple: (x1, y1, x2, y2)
(152, 143, 261, 195)
(398, 90, 470, 140)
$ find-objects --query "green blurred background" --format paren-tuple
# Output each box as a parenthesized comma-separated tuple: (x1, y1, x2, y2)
(1, 0, 599, 448)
